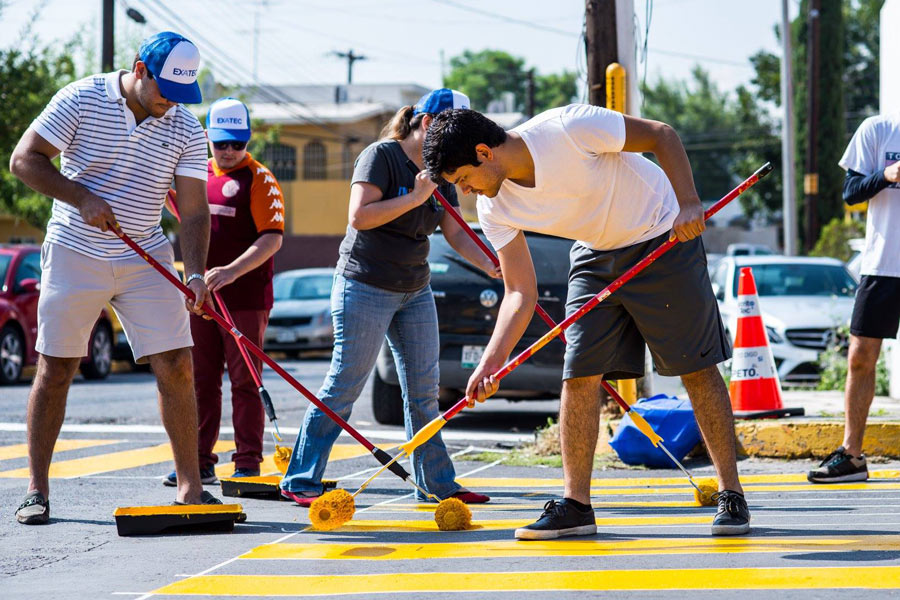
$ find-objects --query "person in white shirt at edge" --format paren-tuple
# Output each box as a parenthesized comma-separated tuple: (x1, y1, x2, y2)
(422, 105, 749, 539)
(9, 31, 219, 525)
(807, 111, 900, 484)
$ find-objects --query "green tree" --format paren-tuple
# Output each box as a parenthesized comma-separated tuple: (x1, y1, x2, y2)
(444, 49, 576, 113)
(640, 68, 781, 214)
(748, 0, 880, 248)
(0, 3, 77, 228)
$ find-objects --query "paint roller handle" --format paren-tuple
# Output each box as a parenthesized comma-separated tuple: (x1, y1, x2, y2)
(371, 447, 414, 481)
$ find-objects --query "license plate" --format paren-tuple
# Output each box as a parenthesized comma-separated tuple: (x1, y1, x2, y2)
(275, 330, 297, 343)
(461, 345, 484, 369)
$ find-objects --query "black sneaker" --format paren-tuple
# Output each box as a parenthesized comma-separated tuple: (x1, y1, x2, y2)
(807, 447, 868, 483)
(711, 490, 750, 536)
(16, 490, 49, 525)
(163, 466, 219, 487)
(514, 499, 597, 540)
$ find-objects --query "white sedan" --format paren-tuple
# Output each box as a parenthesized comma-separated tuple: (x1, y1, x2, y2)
(710, 256, 858, 385)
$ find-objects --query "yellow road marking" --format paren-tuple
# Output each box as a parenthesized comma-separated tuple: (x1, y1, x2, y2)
(153, 566, 900, 595)
(215, 444, 392, 478)
(377, 500, 700, 511)
(305, 515, 711, 532)
(0, 440, 235, 479)
(0, 439, 120, 461)
(243, 534, 900, 561)
(458, 470, 900, 489)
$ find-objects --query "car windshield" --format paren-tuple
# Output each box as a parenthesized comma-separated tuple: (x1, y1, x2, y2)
(0, 254, 10, 284)
(273, 274, 333, 301)
(732, 263, 857, 297)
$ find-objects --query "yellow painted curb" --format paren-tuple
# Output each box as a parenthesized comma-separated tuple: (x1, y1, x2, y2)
(596, 419, 900, 459)
(734, 420, 900, 459)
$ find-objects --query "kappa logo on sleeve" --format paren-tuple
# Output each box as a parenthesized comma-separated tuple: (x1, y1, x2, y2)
(271, 212, 284, 223)
(263, 174, 275, 183)
(269, 198, 284, 210)
(267, 186, 280, 197)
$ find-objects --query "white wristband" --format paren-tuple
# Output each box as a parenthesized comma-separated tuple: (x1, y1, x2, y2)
(185, 273, 204, 285)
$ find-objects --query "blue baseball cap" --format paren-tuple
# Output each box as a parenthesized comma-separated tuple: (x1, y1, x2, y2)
(413, 88, 470, 115)
(206, 97, 251, 142)
(138, 32, 202, 104)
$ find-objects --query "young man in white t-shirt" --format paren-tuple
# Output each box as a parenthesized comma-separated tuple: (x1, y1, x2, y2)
(9, 32, 219, 525)
(807, 112, 900, 484)
(423, 105, 748, 538)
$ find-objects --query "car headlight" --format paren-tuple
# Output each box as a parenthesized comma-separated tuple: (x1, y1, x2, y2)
(765, 325, 783, 345)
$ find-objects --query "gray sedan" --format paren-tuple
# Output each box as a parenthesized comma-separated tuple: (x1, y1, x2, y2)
(264, 268, 335, 357)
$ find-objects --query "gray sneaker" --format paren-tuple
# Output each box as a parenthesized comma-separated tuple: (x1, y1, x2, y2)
(16, 490, 49, 525)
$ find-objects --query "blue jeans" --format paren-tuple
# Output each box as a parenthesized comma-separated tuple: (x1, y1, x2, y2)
(280, 274, 461, 500)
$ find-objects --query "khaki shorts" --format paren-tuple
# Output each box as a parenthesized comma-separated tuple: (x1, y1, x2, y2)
(36, 242, 193, 363)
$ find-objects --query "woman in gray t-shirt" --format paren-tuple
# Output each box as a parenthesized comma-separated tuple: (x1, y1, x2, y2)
(280, 89, 499, 505)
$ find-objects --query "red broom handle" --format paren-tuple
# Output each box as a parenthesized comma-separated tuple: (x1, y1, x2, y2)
(440, 162, 773, 421)
(111, 226, 378, 452)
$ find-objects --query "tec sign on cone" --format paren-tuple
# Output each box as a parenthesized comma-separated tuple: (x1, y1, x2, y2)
(729, 266, 786, 415)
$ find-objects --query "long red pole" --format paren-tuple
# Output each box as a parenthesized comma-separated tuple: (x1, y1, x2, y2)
(111, 226, 413, 482)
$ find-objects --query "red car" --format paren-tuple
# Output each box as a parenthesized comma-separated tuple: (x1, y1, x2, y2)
(0, 245, 113, 385)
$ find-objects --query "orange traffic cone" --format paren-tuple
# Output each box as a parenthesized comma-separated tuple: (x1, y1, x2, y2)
(729, 267, 803, 419)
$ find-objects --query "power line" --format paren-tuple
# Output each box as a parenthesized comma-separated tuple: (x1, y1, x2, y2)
(429, 0, 577, 37)
(136, 0, 347, 141)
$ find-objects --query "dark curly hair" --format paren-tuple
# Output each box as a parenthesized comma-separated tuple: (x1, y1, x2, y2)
(423, 109, 507, 183)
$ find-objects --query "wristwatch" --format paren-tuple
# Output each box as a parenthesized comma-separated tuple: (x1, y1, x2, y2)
(185, 273, 205, 286)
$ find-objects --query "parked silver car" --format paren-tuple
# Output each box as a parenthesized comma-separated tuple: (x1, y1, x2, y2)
(264, 268, 335, 357)
(711, 256, 857, 385)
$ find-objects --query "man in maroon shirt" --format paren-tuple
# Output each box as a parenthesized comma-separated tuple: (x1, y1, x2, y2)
(164, 97, 285, 484)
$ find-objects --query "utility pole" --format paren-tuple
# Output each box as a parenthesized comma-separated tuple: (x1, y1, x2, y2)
(804, 0, 821, 252)
(584, 0, 618, 107)
(526, 68, 535, 118)
(331, 49, 367, 84)
(780, 0, 798, 256)
(102, 0, 114, 72)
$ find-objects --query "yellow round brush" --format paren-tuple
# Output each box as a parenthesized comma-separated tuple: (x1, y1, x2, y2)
(309, 489, 356, 531)
(693, 478, 719, 507)
(273, 445, 292, 475)
(433, 497, 472, 531)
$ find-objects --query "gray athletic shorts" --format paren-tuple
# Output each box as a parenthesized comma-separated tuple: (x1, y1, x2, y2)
(563, 232, 731, 380)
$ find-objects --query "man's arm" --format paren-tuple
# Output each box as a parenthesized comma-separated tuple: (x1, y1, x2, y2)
(439, 209, 501, 278)
(621, 115, 704, 242)
(9, 129, 116, 230)
(173, 174, 210, 313)
(843, 162, 899, 206)
(205, 233, 283, 292)
(464, 232, 537, 404)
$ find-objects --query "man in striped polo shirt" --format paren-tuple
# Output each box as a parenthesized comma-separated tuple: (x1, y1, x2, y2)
(9, 31, 218, 524)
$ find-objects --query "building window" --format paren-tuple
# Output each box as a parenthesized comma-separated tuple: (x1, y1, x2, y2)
(303, 141, 327, 180)
(261, 143, 297, 181)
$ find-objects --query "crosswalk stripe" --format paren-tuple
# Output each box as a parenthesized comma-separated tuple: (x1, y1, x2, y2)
(303, 515, 712, 532)
(459, 471, 900, 488)
(0, 440, 236, 479)
(242, 534, 900, 560)
(152, 566, 900, 595)
(0, 439, 120, 461)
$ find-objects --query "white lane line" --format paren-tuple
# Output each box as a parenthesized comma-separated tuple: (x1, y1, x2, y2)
(0, 422, 532, 444)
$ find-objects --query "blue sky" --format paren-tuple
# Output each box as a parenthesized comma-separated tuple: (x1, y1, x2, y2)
(1, 0, 796, 101)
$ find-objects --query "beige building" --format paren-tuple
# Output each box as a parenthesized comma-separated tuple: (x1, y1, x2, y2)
(0, 214, 44, 244)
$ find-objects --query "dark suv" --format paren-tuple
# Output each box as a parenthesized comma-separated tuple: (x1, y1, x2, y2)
(372, 228, 573, 425)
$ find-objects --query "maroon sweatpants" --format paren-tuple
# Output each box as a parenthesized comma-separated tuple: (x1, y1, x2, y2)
(190, 309, 269, 470)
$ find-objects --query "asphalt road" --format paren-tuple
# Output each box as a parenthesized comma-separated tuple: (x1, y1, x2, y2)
(1, 358, 899, 599)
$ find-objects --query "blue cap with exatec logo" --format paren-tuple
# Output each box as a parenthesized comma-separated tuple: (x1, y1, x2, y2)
(138, 31, 202, 104)
(412, 88, 470, 116)
(206, 97, 251, 142)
